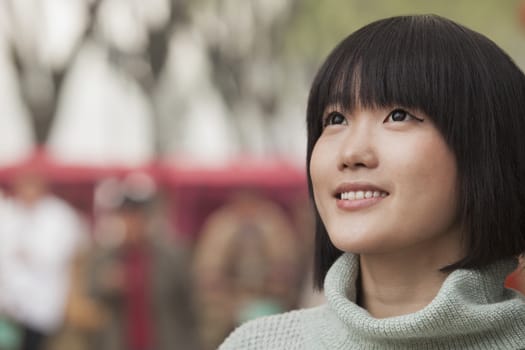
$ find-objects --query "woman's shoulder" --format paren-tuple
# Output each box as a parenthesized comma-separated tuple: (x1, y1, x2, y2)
(218, 306, 325, 350)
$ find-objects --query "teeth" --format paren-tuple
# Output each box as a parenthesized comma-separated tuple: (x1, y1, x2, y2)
(339, 190, 388, 200)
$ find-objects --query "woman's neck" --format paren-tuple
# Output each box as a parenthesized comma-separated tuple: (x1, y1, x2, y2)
(357, 237, 465, 318)
(357, 258, 449, 318)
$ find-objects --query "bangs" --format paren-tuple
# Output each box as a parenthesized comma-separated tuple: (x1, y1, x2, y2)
(310, 15, 474, 136)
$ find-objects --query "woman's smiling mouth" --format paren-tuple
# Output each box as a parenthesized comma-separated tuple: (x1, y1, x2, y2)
(338, 190, 388, 200)
(334, 183, 390, 210)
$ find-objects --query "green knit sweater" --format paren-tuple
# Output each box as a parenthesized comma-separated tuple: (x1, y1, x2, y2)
(219, 253, 525, 349)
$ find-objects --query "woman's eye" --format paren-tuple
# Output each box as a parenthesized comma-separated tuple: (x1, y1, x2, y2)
(323, 112, 347, 127)
(384, 109, 423, 123)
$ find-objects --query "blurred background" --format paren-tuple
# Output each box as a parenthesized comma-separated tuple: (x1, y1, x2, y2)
(0, 1, 524, 349)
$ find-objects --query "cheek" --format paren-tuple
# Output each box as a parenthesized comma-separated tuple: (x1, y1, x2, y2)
(427, 146, 459, 223)
(393, 135, 459, 230)
(309, 140, 332, 201)
(418, 138, 456, 193)
(309, 143, 331, 230)
(389, 130, 456, 188)
(309, 142, 322, 186)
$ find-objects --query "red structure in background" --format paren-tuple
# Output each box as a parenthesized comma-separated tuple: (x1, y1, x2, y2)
(1, 149, 523, 294)
(0, 150, 308, 243)
(163, 160, 309, 240)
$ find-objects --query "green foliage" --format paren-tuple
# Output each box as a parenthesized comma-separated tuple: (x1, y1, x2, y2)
(284, 0, 525, 69)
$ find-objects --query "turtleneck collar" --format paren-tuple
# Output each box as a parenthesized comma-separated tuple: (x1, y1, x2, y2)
(312, 253, 525, 349)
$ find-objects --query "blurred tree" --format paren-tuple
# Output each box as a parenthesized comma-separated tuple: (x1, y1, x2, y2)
(2, 0, 524, 160)
(3, 0, 191, 154)
(171, 0, 302, 156)
(2, 0, 302, 158)
(5, 0, 104, 144)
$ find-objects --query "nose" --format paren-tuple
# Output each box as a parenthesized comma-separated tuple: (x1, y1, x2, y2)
(337, 121, 379, 171)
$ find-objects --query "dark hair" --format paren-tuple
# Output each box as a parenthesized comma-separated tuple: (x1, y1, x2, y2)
(306, 14, 525, 289)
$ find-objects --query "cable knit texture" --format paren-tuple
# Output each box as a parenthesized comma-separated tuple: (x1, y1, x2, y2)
(219, 253, 525, 349)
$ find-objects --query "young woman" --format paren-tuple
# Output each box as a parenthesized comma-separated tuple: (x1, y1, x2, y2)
(219, 14, 525, 349)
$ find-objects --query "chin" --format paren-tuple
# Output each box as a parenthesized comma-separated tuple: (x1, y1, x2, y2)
(328, 232, 389, 254)
(329, 225, 416, 254)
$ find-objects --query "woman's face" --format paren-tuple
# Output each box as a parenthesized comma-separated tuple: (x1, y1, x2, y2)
(310, 106, 463, 258)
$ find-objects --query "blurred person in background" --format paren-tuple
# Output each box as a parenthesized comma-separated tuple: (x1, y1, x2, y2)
(87, 173, 200, 350)
(0, 161, 86, 350)
(0, 188, 22, 350)
(46, 240, 108, 350)
(192, 190, 302, 350)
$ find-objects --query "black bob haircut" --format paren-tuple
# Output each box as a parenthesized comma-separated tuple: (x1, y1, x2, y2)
(306, 14, 525, 289)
